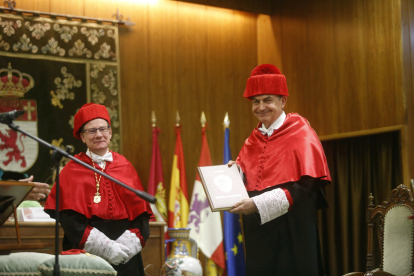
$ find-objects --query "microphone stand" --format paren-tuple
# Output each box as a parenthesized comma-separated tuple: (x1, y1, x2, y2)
(2, 117, 156, 276)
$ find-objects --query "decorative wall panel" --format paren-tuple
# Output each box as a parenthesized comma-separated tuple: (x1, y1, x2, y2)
(0, 13, 121, 183)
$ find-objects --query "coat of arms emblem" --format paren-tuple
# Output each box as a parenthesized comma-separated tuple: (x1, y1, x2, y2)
(213, 174, 233, 193)
(0, 63, 37, 172)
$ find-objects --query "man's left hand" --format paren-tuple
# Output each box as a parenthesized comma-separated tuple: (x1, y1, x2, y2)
(228, 199, 258, 215)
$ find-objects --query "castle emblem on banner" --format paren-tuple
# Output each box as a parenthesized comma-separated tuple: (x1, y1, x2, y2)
(0, 63, 37, 172)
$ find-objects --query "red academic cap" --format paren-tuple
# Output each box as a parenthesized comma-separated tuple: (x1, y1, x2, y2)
(73, 103, 111, 139)
(243, 64, 289, 99)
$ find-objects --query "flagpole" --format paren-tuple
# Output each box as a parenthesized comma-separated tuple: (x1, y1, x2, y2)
(222, 112, 246, 276)
(187, 111, 226, 275)
(176, 110, 180, 127)
(148, 111, 168, 229)
(168, 110, 189, 228)
(200, 111, 207, 273)
(201, 111, 206, 128)
(152, 111, 156, 128)
(223, 112, 229, 130)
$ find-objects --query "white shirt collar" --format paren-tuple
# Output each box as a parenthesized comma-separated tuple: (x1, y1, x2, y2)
(258, 111, 286, 136)
(86, 148, 113, 168)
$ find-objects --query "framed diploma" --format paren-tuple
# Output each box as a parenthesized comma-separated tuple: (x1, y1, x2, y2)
(197, 164, 249, 212)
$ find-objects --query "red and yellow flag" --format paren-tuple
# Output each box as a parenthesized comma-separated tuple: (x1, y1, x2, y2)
(168, 126, 189, 228)
(148, 127, 167, 223)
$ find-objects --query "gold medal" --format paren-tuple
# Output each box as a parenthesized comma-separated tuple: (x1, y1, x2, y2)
(90, 149, 107, 204)
(94, 195, 101, 203)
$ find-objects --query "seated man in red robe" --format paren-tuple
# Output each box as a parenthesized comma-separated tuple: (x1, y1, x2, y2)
(228, 64, 331, 276)
(45, 103, 153, 276)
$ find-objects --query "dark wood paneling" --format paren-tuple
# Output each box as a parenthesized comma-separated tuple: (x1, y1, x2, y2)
(117, 2, 257, 196)
(401, 0, 414, 181)
(261, 0, 405, 137)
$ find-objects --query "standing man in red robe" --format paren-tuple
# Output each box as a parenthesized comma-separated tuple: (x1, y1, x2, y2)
(228, 64, 331, 276)
(45, 103, 153, 276)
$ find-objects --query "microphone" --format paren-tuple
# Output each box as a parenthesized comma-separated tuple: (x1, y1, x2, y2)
(0, 110, 25, 124)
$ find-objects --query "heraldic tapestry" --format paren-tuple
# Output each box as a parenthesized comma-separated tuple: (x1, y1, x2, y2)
(0, 13, 122, 184)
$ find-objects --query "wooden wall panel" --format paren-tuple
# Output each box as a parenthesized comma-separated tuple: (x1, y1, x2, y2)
(401, 0, 414, 182)
(50, 0, 84, 15)
(18, 0, 50, 12)
(147, 1, 180, 195)
(261, 0, 405, 137)
(13, 0, 258, 195)
(172, 0, 274, 15)
(257, 14, 282, 70)
(84, 0, 118, 19)
(117, 0, 152, 187)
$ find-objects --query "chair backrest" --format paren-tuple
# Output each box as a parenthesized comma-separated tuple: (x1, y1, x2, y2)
(366, 184, 414, 276)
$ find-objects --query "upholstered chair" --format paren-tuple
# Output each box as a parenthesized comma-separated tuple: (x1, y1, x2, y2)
(344, 184, 414, 276)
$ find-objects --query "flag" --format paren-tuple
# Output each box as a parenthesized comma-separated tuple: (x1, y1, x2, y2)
(223, 127, 246, 276)
(168, 126, 189, 228)
(188, 126, 226, 274)
(148, 127, 167, 224)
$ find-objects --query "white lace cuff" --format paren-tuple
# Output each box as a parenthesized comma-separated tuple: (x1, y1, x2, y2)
(252, 188, 290, 225)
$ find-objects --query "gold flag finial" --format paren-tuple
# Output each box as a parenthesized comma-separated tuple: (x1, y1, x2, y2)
(201, 111, 206, 128)
(176, 111, 180, 126)
(151, 111, 156, 127)
(223, 112, 230, 129)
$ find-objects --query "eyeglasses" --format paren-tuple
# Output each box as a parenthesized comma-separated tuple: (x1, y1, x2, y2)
(83, 126, 111, 135)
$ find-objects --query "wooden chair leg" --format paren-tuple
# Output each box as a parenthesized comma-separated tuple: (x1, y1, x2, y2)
(13, 204, 21, 245)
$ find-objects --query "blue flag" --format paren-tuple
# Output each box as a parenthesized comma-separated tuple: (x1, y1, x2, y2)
(223, 127, 246, 276)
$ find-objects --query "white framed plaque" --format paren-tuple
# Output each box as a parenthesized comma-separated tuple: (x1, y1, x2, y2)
(197, 164, 249, 211)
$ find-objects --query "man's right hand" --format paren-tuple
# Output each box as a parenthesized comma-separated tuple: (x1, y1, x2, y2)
(20, 175, 50, 201)
(228, 198, 258, 215)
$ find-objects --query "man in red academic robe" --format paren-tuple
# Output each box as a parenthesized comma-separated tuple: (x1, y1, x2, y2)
(45, 103, 153, 276)
(228, 64, 331, 276)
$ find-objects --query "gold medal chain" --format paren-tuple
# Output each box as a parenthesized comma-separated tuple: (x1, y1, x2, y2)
(89, 151, 106, 204)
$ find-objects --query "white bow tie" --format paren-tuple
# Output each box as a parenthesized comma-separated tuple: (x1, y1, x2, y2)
(87, 149, 113, 166)
(258, 126, 274, 137)
(94, 152, 113, 163)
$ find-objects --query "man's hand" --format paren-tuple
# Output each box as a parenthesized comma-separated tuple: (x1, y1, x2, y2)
(20, 175, 50, 201)
(227, 160, 237, 167)
(116, 230, 142, 264)
(228, 199, 258, 215)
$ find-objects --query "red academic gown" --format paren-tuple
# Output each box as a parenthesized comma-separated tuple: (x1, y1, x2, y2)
(45, 152, 153, 276)
(236, 113, 331, 276)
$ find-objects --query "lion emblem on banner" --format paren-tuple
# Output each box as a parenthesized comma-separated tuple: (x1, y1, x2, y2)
(0, 128, 27, 167)
(0, 63, 38, 172)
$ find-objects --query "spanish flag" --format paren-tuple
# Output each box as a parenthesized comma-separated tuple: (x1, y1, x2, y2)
(168, 126, 189, 228)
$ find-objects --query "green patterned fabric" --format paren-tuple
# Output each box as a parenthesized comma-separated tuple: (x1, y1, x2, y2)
(0, 252, 52, 276)
(38, 254, 117, 276)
